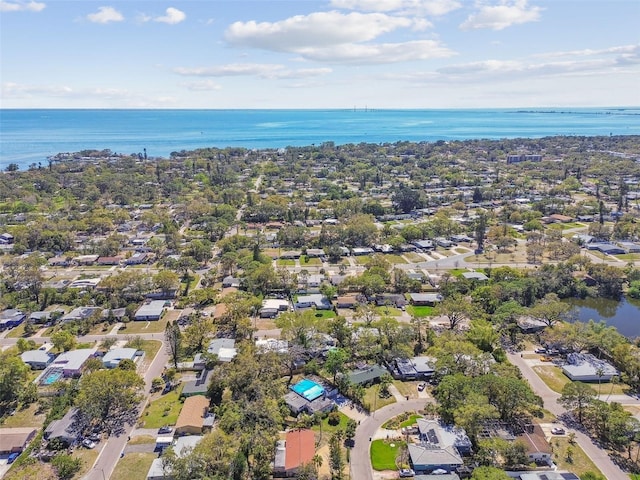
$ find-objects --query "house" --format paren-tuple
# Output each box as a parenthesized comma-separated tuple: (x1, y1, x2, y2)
(345, 365, 389, 386)
(336, 296, 359, 309)
(461, 271, 489, 281)
(516, 424, 553, 466)
(285, 379, 334, 416)
(516, 316, 548, 334)
(256, 338, 289, 354)
(68, 278, 101, 289)
(126, 252, 151, 265)
(587, 243, 625, 255)
(175, 395, 210, 435)
(548, 213, 573, 223)
(408, 420, 470, 474)
(0, 309, 26, 330)
(507, 472, 579, 480)
(413, 240, 435, 251)
(102, 348, 141, 369)
(45, 408, 80, 445)
(260, 298, 290, 318)
(352, 247, 375, 256)
(295, 294, 332, 310)
(618, 242, 640, 253)
(52, 349, 97, 377)
(305, 248, 325, 258)
(306, 274, 324, 288)
(374, 294, 407, 308)
(61, 306, 101, 323)
(562, 353, 619, 382)
(391, 356, 436, 380)
(436, 238, 454, 248)
(0, 427, 37, 454)
(97, 256, 123, 265)
(273, 429, 316, 477)
(207, 338, 237, 362)
(21, 350, 54, 370)
(409, 293, 443, 306)
(147, 437, 205, 479)
(29, 310, 63, 324)
(222, 276, 241, 288)
(181, 369, 212, 397)
(0, 233, 15, 245)
(73, 254, 99, 265)
(134, 300, 166, 321)
(280, 250, 302, 260)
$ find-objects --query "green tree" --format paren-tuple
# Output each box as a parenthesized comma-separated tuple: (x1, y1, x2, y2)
(165, 320, 182, 369)
(471, 466, 511, 480)
(558, 382, 597, 424)
(75, 368, 144, 435)
(325, 348, 349, 383)
(51, 329, 77, 352)
(0, 355, 30, 414)
(529, 293, 571, 327)
(436, 293, 478, 330)
(52, 453, 82, 479)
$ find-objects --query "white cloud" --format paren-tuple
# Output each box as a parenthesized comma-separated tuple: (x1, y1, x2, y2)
(460, 0, 542, 31)
(0, 0, 45, 12)
(174, 63, 333, 80)
(225, 11, 414, 51)
(181, 80, 222, 91)
(224, 10, 453, 64)
(534, 44, 640, 60)
(330, 0, 461, 16)
(154, 7, 186, 24)
(297, 39, 455, 64)
(86, 6, 124, 24)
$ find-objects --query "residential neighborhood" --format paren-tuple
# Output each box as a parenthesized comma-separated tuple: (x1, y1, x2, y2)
(1, 136, 640, 480)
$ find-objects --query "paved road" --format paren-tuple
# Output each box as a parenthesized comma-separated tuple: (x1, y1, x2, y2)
(351, 399, 427, 480)
(82, 335, 168, 480)
(508, 352, 629, 480)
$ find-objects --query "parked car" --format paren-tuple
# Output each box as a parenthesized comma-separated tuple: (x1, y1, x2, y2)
(7, 452, 20, 464)
(551, 427, 566, 435)
(540, 356, 553, 362)
(417, 383, 426, 392)
(399, 469, 415, 478)
(86, 433, 100, 442)
(535, 348, 547, 354)
(158, 426, 173, 434)
(82, 439, 96, 449)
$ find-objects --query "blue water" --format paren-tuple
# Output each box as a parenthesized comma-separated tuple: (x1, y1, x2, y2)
(291, 378, 324, 401)
(1, 108, 639, 170)
(42, 371, 63, 385)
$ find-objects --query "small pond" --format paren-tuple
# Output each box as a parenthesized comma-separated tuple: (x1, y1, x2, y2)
(564, 296, 640, 339)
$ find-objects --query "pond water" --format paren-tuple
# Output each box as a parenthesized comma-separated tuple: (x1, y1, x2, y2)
(564, 296, 640, 339)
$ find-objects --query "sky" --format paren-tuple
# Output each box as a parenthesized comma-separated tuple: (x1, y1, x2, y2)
(1, 0, 639, 109)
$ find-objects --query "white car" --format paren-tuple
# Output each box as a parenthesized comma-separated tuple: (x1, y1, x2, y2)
(551, 427, 566, 435)
(82, 439, 97, 449)
(399, 469, 415, 478)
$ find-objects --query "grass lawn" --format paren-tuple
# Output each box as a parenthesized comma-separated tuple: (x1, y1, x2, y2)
(111, 452, 157, 480)
(403, 252, 425, 263)
(370, 439, 406, 471)
(137, 340, 162, 364)
(382, 411, 424, 429)
(129, 435, 156, 445)
(4, 459, 57, 480)
(73, 448, 100, 478)
(447, 269, 467, 277)
(312, 310, 336, 320)
(406, 305, 435, 317)
(383, 254, 407, 264)
(617, 253, 640, 262)
(400, 414, 423, 428)
(276, 259, 296, 266)
(301, 257, 322, 266)
(6, 323, 27, 338)
(550, 437, 604, 478)
(532, 366, 570, 393)
(375, 306, 402, 317)
(119, 309, 180, 334)
(141, 384, 184, 428)
(311, 411, 351, 447)
(0, 403, 46, 428)
(363, 385, 396, 412)
(392, 380, 422, 399)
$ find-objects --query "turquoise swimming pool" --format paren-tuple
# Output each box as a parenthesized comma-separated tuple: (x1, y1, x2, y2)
(291, 379, 325, 401)
(41, 370, 63, 385)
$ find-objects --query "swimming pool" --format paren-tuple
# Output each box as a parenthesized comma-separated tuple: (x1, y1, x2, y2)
(41, 370, 63, 385)
(291, 379, 325, 401)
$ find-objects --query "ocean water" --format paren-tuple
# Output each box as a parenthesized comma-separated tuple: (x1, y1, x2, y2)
(1, 108, 639, 170)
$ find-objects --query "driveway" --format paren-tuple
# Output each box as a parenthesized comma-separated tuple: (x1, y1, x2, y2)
(351, 398, 427, 480)
(508, 352, 628, 480)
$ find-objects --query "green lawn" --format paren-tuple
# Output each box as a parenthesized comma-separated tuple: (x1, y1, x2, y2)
(311, 411, 351, 446)
(73, 448, 100, 479)
(550, 437, 604, 478)
(383, 254, 407, 264)
(6, 323, 27, 338)
(370, 439, 406, 471)
(392, 380, 423, 399)
(0, 403, 46, 428)
(276, 259, 296, 266)
(532, 366, 570, 393)
(141, 384, 184, 428)
(375, 306, 402, 317)
(312, 310, 336, 320)
(400, 414, 423, 428)
(363, 385, 396, 412)
(111, 452, 157, 480)
(137, 340, 162, 363)
(403, 252, 425, 263)
(301, 257, 322, 266)
(406, 305, 435, 317)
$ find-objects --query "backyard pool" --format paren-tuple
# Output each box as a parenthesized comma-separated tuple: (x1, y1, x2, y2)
(291, 379, 325, 401)
(40, 369, 63, 385)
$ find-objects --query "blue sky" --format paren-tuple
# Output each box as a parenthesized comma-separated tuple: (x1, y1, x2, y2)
(1, 0, 639, 108)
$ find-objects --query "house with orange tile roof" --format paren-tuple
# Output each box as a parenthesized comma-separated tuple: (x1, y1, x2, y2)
(273, 429, 315, 477)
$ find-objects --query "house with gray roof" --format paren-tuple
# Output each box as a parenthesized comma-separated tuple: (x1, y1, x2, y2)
(134, 300, 166, 321)
(102, 348, 141, 369)
(207, 338, 237, 362)
(409, 293, 443, 306)
(562, 353, 619, 382)
(0, 309, 26, 330)
(51, 348, 97, 377)
(408, 419, 470, 474)
(345, 365, 389, 386)
(45, 408, 80, 446)
(21, 350, 54, 370)
(295, 294, 332, 310)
